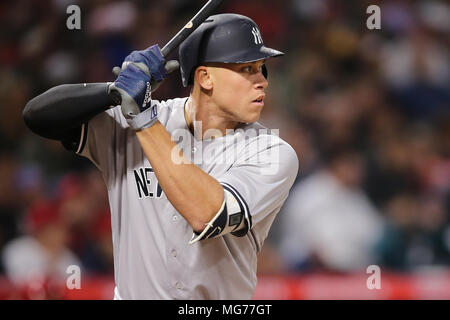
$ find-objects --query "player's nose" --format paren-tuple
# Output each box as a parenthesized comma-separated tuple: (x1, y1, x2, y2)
(254, 71, 268, 90)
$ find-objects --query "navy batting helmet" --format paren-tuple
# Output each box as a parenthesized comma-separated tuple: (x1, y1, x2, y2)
(179, 13, 284, 87)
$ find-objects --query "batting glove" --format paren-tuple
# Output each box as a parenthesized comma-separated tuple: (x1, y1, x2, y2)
(108, 45, 179, 130)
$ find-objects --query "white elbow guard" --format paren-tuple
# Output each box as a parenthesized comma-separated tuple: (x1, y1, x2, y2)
(189, 185, 250, 244)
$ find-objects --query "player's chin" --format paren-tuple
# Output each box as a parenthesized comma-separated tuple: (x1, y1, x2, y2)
(249, 103, 264, 120)
(242, 109, 262, 124)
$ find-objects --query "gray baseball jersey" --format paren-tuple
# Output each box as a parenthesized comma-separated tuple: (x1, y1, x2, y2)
(75, 97, 298, 299)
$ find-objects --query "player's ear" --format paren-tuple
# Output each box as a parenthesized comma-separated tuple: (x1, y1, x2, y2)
(195, 66, 213, 90)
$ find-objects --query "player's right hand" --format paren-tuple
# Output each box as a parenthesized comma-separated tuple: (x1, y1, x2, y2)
(108, 45, 179, 119)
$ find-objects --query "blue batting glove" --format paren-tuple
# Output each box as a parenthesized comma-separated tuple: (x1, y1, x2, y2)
(110, 45, 167, 118)
(123, 45, 167, 82)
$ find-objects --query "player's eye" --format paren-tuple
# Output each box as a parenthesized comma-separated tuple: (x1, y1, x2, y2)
(241, 66, 253, 73)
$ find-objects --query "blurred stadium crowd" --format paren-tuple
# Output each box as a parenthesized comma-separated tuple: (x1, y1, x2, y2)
(0, 0, 449, 298)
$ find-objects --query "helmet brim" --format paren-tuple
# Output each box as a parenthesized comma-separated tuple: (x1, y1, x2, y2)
(204, 45, 284, 64)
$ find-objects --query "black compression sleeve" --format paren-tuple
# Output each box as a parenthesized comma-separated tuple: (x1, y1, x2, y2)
(23, 83, 117, 140)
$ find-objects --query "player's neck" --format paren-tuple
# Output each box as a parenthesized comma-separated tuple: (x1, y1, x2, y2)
(186, 94, 239, 140)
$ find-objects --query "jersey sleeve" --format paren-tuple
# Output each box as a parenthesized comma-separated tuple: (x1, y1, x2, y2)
(218, 135, 299, 237)
(72, 106, 125, 185)
(60, 125, 88, 153)
(64, 100, 170, 186)
(188, 134, 298, 244)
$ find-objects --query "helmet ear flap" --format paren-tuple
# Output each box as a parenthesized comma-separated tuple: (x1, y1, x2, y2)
(262, 64, 268, 79)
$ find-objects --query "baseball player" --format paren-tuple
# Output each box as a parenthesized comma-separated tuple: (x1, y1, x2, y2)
(23, 14, 299, 299)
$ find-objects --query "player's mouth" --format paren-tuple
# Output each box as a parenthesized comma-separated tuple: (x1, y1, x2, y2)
(252, 94, 265, 106)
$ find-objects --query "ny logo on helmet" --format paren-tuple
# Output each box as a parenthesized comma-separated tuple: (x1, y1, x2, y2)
(252, 27, 263, 45)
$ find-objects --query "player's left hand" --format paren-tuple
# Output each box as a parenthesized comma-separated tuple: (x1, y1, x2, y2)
(109, 45, 179, 120)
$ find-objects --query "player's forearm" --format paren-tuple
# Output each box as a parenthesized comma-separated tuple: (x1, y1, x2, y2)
(23, 83, 115, 139)
(136, 122, 224, 233)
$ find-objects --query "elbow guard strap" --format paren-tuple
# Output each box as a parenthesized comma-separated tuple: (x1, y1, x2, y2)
(189, 187, 247, 244)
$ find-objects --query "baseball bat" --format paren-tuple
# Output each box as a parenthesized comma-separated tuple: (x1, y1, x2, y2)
(161, 0, 224, 58)
(110, 0, 224, 103)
